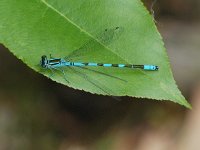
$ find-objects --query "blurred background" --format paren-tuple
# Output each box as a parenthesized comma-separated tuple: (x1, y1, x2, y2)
(0, 0, 200, 150)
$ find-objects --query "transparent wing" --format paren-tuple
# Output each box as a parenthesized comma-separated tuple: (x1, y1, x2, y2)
(62, 27, 125, 99)
(68, 66, 122, 100)
(76, 66, 127, 83)
(65, 26, 124, 61)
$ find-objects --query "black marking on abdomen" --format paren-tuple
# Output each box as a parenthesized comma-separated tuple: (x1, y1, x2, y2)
(125, 64, 132, 68)
(112, 64, 119, 67)
(83, 62, 89, 66)
(132, 65, 144, 69)
(97, 63, 104, 66)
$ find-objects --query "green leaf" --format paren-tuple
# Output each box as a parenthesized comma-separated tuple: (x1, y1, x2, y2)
(0, 0, 191, 108)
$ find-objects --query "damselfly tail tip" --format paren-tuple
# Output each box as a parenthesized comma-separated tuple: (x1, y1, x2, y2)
(155, 66, 159, 70)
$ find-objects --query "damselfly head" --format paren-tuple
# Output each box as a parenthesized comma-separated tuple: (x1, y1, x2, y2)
(40, 55, 48, 68)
